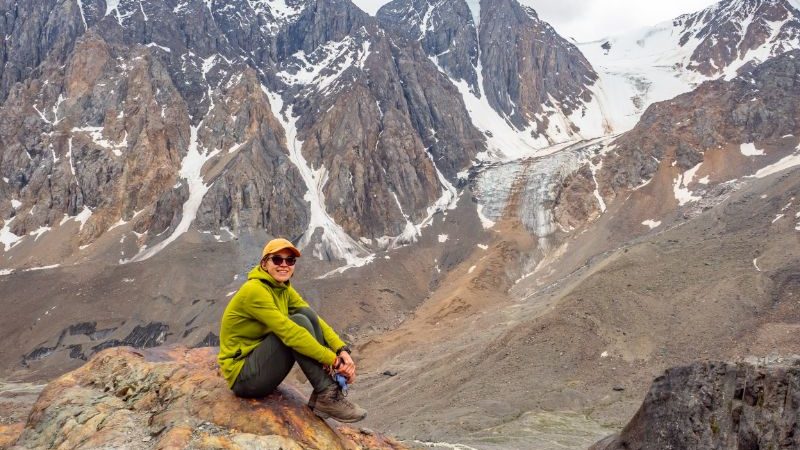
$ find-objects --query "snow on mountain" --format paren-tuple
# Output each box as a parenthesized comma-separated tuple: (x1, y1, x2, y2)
(580, 0, 800, 132)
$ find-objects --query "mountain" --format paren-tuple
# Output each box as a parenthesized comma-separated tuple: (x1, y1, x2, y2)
(580, 0, 800, 130)
(1, 0, 800, 448)
(378, 0, 607, 155)
(0, 0, 484, 271)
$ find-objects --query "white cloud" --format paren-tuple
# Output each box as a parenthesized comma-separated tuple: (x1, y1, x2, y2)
(522, 0, 719, 41)
(352, 0, 720, 42)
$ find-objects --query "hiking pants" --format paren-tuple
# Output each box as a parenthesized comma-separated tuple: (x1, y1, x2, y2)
(232, 307, 335, 398)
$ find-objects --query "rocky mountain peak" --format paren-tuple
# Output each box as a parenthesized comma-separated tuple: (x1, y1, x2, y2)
(673, 0, 800, 76)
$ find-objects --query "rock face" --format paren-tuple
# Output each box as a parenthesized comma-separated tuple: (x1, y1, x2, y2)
(0, 0, 484, 268)
(7, 346, 407, 450)
(590, 357, 800, 450)
(378, 0, 601, 144)
(477, 0, 597, 131)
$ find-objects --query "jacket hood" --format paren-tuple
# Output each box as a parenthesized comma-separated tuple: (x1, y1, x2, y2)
(247, 265, 290, 289)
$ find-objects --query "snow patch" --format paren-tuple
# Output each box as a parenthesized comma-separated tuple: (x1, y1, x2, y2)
(641, 219, 661, 229)
(146, 43, 171, 53)
(262, 87, 370, 270)
(0, 217, 23, 251)
(23, 264, 61, 272)
(76, 0, 88, 29)
(468, 265, 476, 274)
(125, 125, 217, 263)
(437, 234, 448, 243)
(673, 163, 702, 206)
(751, 149, 800, 178)
(753, 258, 761, 272)
(11, 199, 21, 209)
(477, 244, 488, 250)
(0, 269, 14, 276)
(75, 206, 92, 231)
(772, 214, 785, 224)
(740, 142, 765, 156)
(476, 204, 496, 229)
(72, 126, 128, 155)
(28, 226, 51, 241)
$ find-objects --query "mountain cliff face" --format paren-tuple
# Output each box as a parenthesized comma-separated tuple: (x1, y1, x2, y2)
(378, 0, 604, 151)
(0, 0, 484, 269)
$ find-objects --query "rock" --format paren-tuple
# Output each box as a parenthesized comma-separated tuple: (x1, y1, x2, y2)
(611, 386, 624, 392)
(590, 357, 800, 450)
(8, 346, 408, 450)
(382, 370, 398, 377)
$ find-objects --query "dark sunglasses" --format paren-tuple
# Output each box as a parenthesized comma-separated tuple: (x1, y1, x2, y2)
(267, 255, 297, 266)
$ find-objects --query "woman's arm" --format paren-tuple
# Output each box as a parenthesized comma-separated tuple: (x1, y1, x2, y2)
(287, 287, 347, 353)
(242, 283, 337, 365)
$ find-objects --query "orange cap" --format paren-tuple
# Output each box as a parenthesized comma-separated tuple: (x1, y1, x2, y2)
(261, 238, 302, 259)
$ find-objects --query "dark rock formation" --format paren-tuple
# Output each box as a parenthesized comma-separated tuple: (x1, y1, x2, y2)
(378, 0, 480, 95)
(378, 0, 600, 136)
(8, 346, 408, 449)
(478, 0, 597, 130)
(591, 356, 800, 450)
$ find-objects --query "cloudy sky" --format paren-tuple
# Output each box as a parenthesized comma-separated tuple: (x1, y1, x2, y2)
(351, 0, 720, 42)
(523, 0, 718, 41)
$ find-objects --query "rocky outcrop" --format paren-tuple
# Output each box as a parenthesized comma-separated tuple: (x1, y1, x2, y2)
(591, 356, 800, 450)
(7, 346, 407, 450)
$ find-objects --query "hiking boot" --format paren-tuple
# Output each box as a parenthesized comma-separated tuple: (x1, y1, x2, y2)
(309, 385, 367, 423)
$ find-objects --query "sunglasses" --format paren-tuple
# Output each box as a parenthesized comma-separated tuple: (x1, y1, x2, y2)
(267, 255, 297, 266)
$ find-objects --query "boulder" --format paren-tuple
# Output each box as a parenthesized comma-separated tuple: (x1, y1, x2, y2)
(7, 346, 408, 450)
(591, 356, 800, 450)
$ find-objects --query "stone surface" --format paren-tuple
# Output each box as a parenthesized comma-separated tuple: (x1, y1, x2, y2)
(590, 357, 800, 450)
(7, 346, 408, 450)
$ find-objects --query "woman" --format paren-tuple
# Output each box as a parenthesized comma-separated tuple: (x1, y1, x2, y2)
(218, 238, 367, 422)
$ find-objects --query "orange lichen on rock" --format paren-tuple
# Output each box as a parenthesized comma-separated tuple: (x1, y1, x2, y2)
(8, 346, 409, 450)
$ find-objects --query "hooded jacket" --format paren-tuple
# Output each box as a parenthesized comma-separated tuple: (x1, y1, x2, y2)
(217, 265, 346, 388)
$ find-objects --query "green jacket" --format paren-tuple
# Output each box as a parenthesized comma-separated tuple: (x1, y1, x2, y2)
(217, 266, 346, 388)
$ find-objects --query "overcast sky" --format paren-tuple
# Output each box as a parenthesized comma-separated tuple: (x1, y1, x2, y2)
(523, 0, 718, 41)
(351, 0, 721, 42)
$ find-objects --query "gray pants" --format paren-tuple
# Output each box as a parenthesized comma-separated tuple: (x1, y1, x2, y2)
(232, 308, 334, 398)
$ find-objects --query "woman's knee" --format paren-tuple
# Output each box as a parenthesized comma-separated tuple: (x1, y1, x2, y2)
(290, 313, 314, 331)
(293, 307, 319, 324)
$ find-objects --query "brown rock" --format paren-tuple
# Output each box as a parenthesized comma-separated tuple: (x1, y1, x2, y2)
(9, 346, 408, 450)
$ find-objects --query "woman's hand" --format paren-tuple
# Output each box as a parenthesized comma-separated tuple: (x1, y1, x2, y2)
(336, 351, 357, 384)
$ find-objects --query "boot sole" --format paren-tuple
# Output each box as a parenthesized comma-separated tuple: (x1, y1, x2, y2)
(313, 410, 367, 423)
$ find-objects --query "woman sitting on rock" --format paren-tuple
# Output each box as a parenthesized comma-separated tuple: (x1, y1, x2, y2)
(218, 238, 367, 423)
